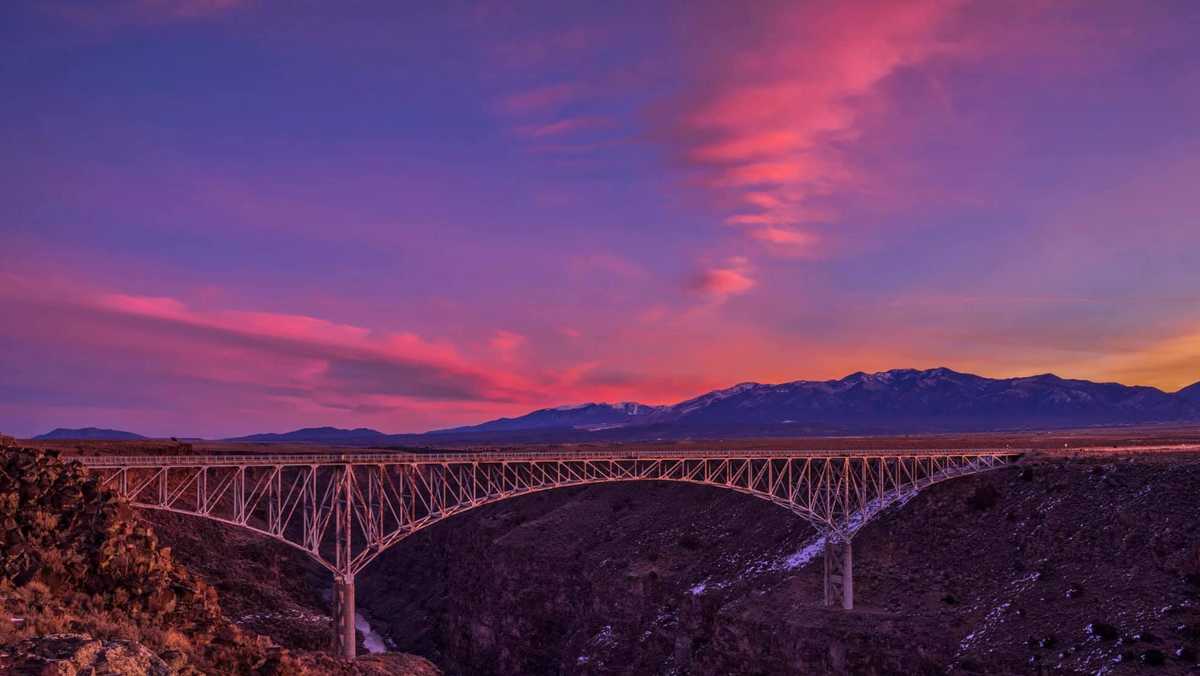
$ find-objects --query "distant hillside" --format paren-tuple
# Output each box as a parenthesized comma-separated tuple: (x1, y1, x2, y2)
(226, 426, 388, 443)
(1179, 380, 1200, 403)
(435, 402, 661, 435)
(33, 427, 146, 441)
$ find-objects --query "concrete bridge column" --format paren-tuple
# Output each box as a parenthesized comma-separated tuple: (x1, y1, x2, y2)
(823, 537, 853, 610)
(333, 574, 356, 659)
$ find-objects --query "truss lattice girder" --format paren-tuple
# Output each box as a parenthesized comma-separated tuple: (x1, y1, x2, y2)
(75, 449, 1021, 577)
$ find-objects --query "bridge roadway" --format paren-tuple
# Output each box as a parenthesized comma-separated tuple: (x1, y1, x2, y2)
(69, 447, 1024, 658)
(69, 446, 1026, 465)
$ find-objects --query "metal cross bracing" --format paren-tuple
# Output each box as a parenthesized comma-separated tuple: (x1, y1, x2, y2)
(68, 448, 1022, 658)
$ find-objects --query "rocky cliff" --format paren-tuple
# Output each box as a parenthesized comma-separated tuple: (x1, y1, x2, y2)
(0, 440, 439, 675)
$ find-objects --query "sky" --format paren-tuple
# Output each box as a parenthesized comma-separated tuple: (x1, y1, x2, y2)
(2, 0, 1199, 438)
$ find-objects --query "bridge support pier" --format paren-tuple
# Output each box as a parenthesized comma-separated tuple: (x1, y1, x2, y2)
(333, 574, 356, 659)
(823, 537, 853, 610)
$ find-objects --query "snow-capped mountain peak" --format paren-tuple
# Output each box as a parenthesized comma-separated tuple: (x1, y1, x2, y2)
(427, 367, 1200, 441)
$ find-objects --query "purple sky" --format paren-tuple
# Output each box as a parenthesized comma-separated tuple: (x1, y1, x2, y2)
(2, 1, 1199, 438)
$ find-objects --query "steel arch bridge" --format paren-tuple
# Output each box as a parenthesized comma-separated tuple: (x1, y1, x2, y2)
(69, 448, 1022, 658)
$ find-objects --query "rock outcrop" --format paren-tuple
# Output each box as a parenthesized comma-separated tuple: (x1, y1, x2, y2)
(5, 633, 171, 675)
(0, 439, 440, 675)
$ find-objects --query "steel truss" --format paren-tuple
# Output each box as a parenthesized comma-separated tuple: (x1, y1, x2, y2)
(69, 448, 1021, 658)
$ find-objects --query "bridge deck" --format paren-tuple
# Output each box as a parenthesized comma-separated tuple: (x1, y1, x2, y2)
(66, 447, 1025, 467)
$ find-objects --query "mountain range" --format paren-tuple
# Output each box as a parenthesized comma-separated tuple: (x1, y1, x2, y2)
(223, 367, 1200, 444)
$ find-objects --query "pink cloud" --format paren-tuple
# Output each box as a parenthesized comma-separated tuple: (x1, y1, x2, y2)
(568, 252, 646, 279)
(499, 83, 583, 115)
(487, 24, 607, 69)
(489, 330, 527, 359)
(0, 270, 728, 435)
(745, 225, 820, 256)
(657, 1, 961, 249)
(0, 273, 534, 407)
(517, 116, 609, 138)
(691, 257, 756, 302)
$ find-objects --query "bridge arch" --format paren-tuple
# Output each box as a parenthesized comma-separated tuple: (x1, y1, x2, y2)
(71, 449, 1022, 658)
(357, 473, 828, 570)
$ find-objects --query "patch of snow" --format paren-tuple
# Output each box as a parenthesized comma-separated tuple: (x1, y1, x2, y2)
(718, 382, 760, 396)
(689, 582, 707, 596)
(769, 489, 921, 574)
(578, 422, 630, 431)
(553, 403, 592, 411)
(673, 383, 760, 415)
(779, 535, 828, 570)
(958, 601, 1011, 654)
(609, 402, 644, 412)
(588, 624, 615, 651)
(355, 612, 388, 654)
(955, 571, 1037, 658)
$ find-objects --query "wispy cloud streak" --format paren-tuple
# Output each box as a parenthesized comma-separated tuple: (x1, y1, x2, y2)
(657, 0, 961, 253)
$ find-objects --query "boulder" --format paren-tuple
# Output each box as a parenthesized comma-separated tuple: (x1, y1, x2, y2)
(6, 633, 170, 675)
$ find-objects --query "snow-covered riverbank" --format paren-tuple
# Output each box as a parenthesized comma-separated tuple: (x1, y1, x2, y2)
(356, 611, 388, 653)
